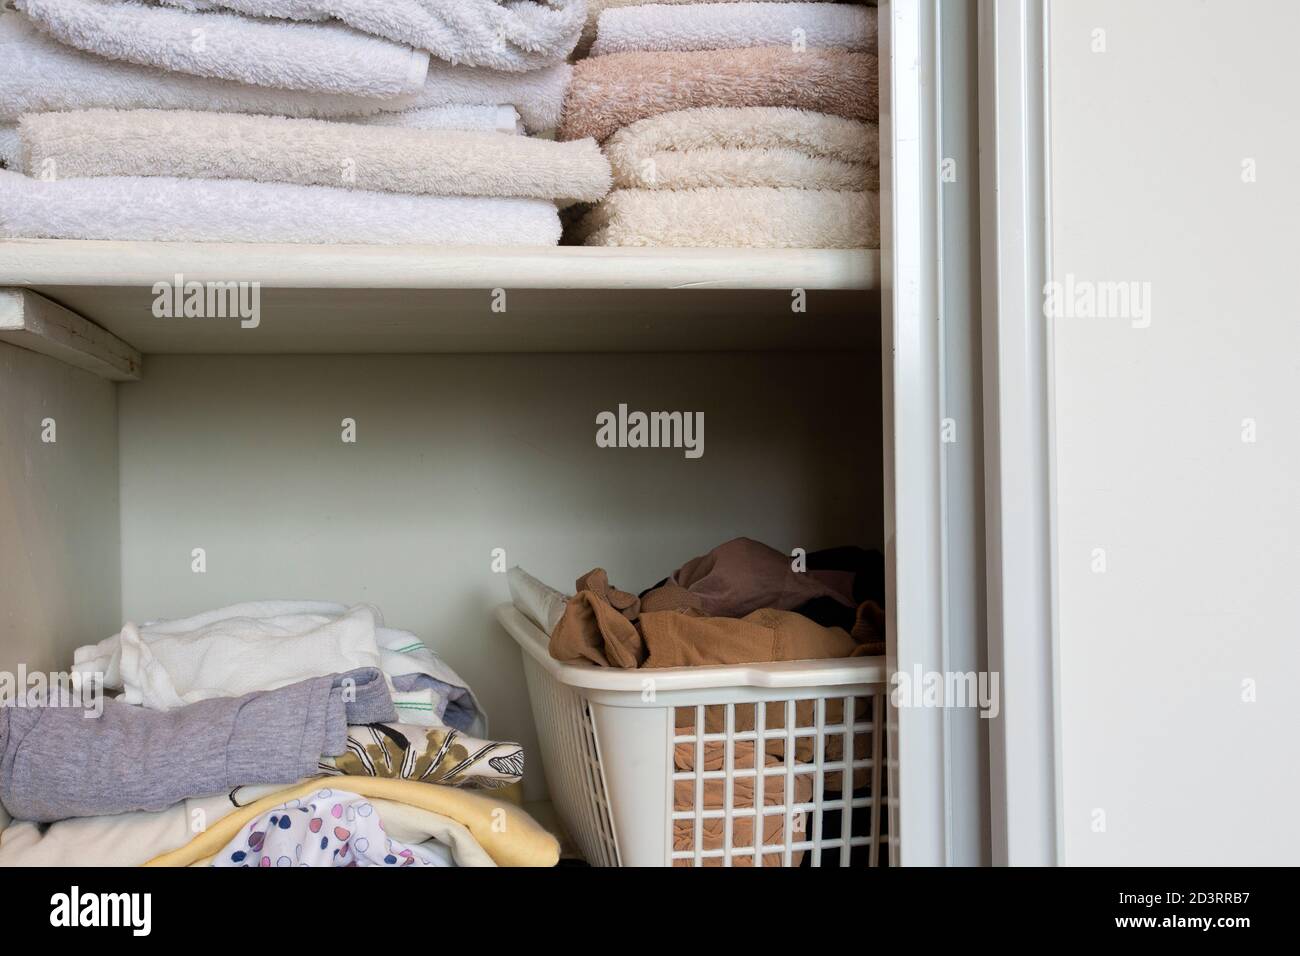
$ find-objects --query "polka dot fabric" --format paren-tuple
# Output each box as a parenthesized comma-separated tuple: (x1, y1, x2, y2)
(213, 788, 452, 868)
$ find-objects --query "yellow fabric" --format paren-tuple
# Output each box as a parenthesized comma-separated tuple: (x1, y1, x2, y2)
(144, 776, 559, 868)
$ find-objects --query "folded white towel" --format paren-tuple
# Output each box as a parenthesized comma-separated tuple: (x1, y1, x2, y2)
(16, 0, 430, 96)
(69, 599, 485, 732)
(154, 0, 587, 72)
(604, 106, 878, 190)
(20, 109, 611, 203)
(575, 186, 879, 249)
(0, 14, 570, 131)
(507, 567, 569, 636)
(71, 601, 385, 709)
(0, 169, 564, 244)
(591, 2, 877, 56)
(347, 104, 522, 134)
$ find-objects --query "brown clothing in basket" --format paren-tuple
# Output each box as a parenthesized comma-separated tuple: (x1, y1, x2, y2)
(672, 737, 815, 867)
(550, 592, 874, 669)
(543, 561, 878, 671)
(644, 536, 858, 619)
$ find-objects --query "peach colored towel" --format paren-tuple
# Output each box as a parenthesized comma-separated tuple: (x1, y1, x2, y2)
(559, 46, 877, 143)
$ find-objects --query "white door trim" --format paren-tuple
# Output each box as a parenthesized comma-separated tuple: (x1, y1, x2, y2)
(976, 0, 1061, 865)
(880, 0, 949, 866)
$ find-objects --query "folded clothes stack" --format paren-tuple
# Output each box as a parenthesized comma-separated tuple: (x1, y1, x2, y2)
(560, 1, 879, 248)
(0, 0, 611, 244)
(0, 601, 559, 868)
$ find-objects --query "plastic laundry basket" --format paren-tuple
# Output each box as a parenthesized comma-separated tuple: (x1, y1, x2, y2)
(497, 605, 892, 868)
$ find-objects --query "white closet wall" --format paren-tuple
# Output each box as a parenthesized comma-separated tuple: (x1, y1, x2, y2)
(117, 351, 882, 800)
(0, 343, 121, 675)
(1048, 0, 1300, 864)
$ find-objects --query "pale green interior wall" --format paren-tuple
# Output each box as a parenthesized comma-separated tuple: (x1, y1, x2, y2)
(0, 341, 121, 677)
(116, 351, 882, 800)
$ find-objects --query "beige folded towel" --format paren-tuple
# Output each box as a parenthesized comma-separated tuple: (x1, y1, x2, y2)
(604, 106, 878, 191)
(560, 47, 876, 143)
(574, 187, 879, 248)
(20, 109, 612, 204)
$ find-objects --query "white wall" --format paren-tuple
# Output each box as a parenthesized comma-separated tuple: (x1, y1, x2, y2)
(1049, 0, 1300, 863)
(118, 352, 882, 800)
(0, 342, 121, 675)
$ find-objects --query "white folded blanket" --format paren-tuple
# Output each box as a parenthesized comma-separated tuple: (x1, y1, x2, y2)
(575, 187, 880, 249)
(16, 0, 429, 97)
(0, 14, 569, 131)
(347, 104, 522, 134)
(507, 567, 569, 636)
(0, 169, 564, 244)
(604, 106, 878, 191)
(592, 2, 877, 56)
(20, 109, 611, 203)
(154, 0, 587, 72)
(71, 601, 385, 709)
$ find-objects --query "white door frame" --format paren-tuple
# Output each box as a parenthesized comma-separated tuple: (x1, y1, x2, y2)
(976, 0, 1061, 866)
(882, 0, 992, 866)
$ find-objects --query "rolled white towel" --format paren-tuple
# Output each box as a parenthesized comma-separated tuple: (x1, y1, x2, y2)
(591, 2, 877, 56)
(507, 567, 569, 636)
(153, 0, 587, 72)
(15, 0, 430, 97)
(0, 169, 564, 245)
(0, 14, 570, 132)
(20, 109, 612, 203)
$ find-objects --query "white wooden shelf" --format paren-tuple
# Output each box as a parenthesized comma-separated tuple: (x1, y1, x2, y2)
(0, 241, 880, 355)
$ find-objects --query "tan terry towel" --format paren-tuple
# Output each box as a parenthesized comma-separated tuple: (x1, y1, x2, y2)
(604, 107, 879, 192)
(573, 187, 879, 249)
(559, 47, 877, 143)
(20, 108, 612, 204)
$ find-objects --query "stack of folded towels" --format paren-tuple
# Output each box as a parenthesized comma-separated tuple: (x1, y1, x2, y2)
(560, 0, 879, 249)
(0, 0, 611, 245)
(0, 600, 561, 867)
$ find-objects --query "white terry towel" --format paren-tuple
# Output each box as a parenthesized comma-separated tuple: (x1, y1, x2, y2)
(591, 2, 877, 56)
(578, 0, 840, 56)
(604, 106, 879, 191)
(71, 601, 385, 709)
(20, 109, 612, 203)
(0, 169, 564, 245)
(347, 104, 523, 134)
(0, 14, 570, 132)
(507, 567, 569, 636)
(575, 186, 880, 249)
(154, 0, 587, 72)
(15, 0, 430, 97)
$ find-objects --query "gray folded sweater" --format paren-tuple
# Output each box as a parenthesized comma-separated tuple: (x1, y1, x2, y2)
(0, 667, 394, 823)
